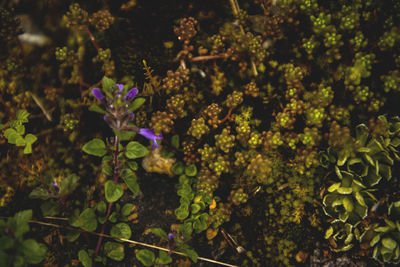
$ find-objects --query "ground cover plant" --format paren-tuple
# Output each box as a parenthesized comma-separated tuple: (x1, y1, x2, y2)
(1, 0, 400, 266)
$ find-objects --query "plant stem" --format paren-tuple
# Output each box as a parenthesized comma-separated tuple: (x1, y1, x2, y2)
(94, 135, 120, 257)
(84, 26, 101, 51)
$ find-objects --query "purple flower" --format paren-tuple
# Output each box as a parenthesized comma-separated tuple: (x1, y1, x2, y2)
(91, 88, 104, 101)
(124, 88, 138, 102)
(116, 84, 124, 93)
(138, 128, 163, 149)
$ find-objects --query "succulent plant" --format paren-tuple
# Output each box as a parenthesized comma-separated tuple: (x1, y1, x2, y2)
(370, 219, 400, 263)
(322, 170, 373, 225)
(325, 220, 361, 252)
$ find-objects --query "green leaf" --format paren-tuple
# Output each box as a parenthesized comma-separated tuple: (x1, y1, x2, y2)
(175, 206, 189, 220)
(24, 134, 37, 144)
(78, 208, 98, 232)
(191, 203, 201, 214)
(78, 250, 92, 267)
(29, 187, 49, 199)
(14, 209, 32, 238)
(193, 213, 208, 233)
(171, 162, 185, 175)
(21, 239, 47, 264)
(105, 181, 124, 203)
(15, 124, 25, 135)
(125, 141, 149, 159)
(185, 164, 197, 176)
(325, 226, 334, 239)
(4, 128, 18, 144)
(40, 201, 60, 216)
(110, 223, 132, 240)
(113, 129, 136, 141)
(179, 222, 193, 240)
(121, 169, 139, 195)
(382, 237, 398, 250)
(102, 76, 116, 93)
(16, 110, 30, 123)
(96, 201, 107, 214)
(89, 104, 107, 114)
(15, 135, 26, 146)
(127, 160, 139, 171)
(156, 251, 172, 264)
(66, 230, 80, 242)
(0, 124, 4, 130)
(23, 144, 32, 154)
(128, 97, 146, 112)
(180, 246, 198, 263)
(59, 173, 80, 197)
(0, 236, 14, 250)
(108, 212, 118, 223)
(82, 138, 107, 157)
(171, 135, 180, 149)
(104, 241, 124, 261)
(151, 228, 168, 240)
(136, 249, 155, 266)
(121, 203, 134, 217)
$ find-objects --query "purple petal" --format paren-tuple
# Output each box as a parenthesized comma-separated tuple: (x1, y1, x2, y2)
(124, 88, 138, 101)
(116, 84, 124, 92)
(138, 128, 157, 139)
(138, 128, 163, 149)
(91, 88, 104, 101)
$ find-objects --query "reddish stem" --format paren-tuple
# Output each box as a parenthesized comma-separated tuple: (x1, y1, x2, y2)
(84, 26, 101, 51)
(218, 107, 234, 124)
(94, 136, 120, 258)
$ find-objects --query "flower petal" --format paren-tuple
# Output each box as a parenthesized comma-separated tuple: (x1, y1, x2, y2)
(138, 128, 163, 149)
(124, 88, 138, 101)
(91, 88, 104, 101)
(116, 84, 124, 92)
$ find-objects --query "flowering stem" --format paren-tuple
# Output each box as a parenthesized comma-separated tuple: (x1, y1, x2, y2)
(94, 135, 120, 258)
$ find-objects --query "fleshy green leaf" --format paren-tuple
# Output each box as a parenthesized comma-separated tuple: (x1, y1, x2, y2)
(89, 104, 107, 114)
(156, 251, 172, 264)
(172, 162, 185, 175)
(29, 187, 49, 199)
(104, 241, 124, 261)
(96, 201, 107, 214)
(110, 223, 132, 240)
(82, 138, 107, 157)
(121, 203, 134, 217)
(59, 174, 80, 197)
(175, 205, 189, 220)
(0, 236, 14, 250)
(105, 181, 124, 202)
(78, 250, 92, 267)
(125, 141, 149, 159)
(185, 164, 197, 176)
(128, 97, 146, 112)
(21, 239, 47, 264)
(121, 169, 139, 195)
(16, 110, 30, 123)
(78, 208, 98, 232)
(171, 135, 180, 149)
(24, 134, 37, 144)
(382, 237, 398, 250)
(102, 76, 116, 93)
(151, 228, 168, 240)
(136, 249, 155, 266)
